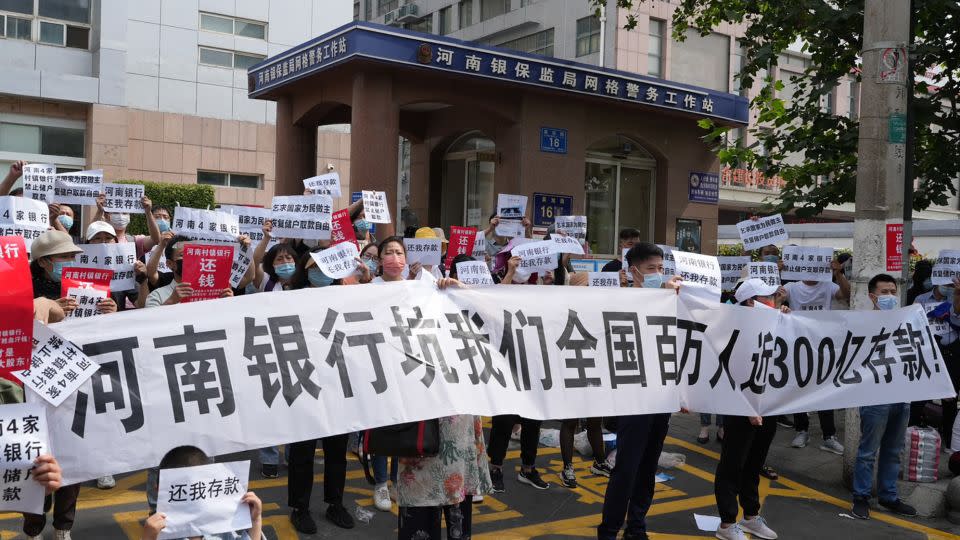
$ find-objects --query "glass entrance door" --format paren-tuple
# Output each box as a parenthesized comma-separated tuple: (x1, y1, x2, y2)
(584, 160, 655, 255)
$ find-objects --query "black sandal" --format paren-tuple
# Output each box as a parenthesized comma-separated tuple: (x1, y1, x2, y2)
(760, 466, 778, 480)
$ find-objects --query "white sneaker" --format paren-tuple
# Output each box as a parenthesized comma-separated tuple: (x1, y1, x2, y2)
(739, 516, 777, 539)
(819, 436, 844, 455)
(791, 431, 809, 448)
(472, 494, 484, 503)
(715, 523, 747, 540)
(97, 474, 116, 489)
(54, 530, 73, 540)
(373, 483, 392, 512)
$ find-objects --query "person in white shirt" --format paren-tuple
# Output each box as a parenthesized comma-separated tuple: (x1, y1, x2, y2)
(914, 277, 960, 448)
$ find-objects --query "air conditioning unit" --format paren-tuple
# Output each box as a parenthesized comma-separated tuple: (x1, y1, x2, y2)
(385, 3, 420, 25)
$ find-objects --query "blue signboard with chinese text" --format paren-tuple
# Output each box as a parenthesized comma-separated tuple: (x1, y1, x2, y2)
(533, 192, 573, 227)
(688, 172, 719, 204)
(540, 127, 567, 154)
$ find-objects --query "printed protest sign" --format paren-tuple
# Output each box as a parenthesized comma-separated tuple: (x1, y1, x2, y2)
(310, 242, 360, 280)
(736, 214, 789, 251)
(21, 164, 56, 203)
(157, 460, 251, 540)
(717, 256, 751, 291)
(219, 205, 273, 246)
(76, 243, 137, 292)
(446, 226, 478, 269)
(551, 234, 585, 255)
(20, 322, 99, 407)
(65, 287, 108, 319)
(931, 250, 960, 285)
(173, 207, 241, 243)
(513, 239, 557, 274)
(403, 238, 442, 266)
(455, 261, 494, 286)
(271, 195, 332, 240)
(554, 215, 587, 241)
(330, 209, 358, 248)
(52, 170, 103, 206)
(656, 245, 677, 277)
(361, 191, 391, 224)
(61, 267, 112, 297)
(496, 193, 527, 238)
(472, 233, 486, 257)
(181, 244, 234, 302)
(101, 183, 145, 214)
(0, 196, 50, 250)
(303, 173, 341, 197)
(748, 262, 781, 287)
(0, 236, 33, 374)
(229, 243, 252, 289)
(588, 272, 620, 287)
(0, 403, 47, 513)
(672, 251, 722, 299)
(781, 246, 834, 282)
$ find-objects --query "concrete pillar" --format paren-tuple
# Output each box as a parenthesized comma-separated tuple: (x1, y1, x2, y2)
(350, 72, 400, 237)
(842, 0, 911, 488)
(275, 97, 317, 196)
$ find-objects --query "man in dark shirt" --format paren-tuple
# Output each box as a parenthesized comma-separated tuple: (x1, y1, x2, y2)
(601, 228, 642, 286)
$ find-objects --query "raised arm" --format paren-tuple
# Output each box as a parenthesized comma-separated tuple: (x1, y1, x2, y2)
(832, 259, 851, 301)
(0, 161, 25, 196)
(252, 220, 273, 289)
(141, 195, 161, 248)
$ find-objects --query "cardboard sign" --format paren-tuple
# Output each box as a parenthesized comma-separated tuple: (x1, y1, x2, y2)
(21, 164, 56, 203)
(0, 236, 33, 374)
(717, 256, 751, 291)
(101, 183, 145, 214)
(181, 244, 234, 302)
(455, 260, 494, 286)
(156, 460, 251, 540)
(748, 262, 781, 287)
(271, 195, 332, 240)
(781, 246, 834, 282)
(310, 242, 360, 280)
(361, 191, 391, 224)
(736, 214, 789, 251)
(173, 207, 242, 243)
(931, 250, 960, 286)
(303, 173, 341, 197)
(0, 196, 50, 250)
(52, 169, 104, 206)
(76, 243, 137, 292)
(588, 272, 620, 288)
(0, 403, 48, 514)
(330, 209, 358, 248)
(403, 238, 442, 266)
(20, 322, 100, 407)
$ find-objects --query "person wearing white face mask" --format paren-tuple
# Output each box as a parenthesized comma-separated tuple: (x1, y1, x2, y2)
(850, 274, 918, 520)
(94, 193, 162, 259)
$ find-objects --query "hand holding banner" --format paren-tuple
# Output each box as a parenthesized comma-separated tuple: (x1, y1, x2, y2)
(156, 460, 251, 540)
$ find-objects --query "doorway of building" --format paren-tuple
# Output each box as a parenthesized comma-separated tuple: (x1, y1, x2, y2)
(441, 132, 496, 231)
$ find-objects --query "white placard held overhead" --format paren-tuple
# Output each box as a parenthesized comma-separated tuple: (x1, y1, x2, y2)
(588, 272, 620, 287)
(156, 460, 251, 540)
(229, 243, 252, 289)
(20, 321, 100, 407)
(76, 243, 137, 291)
(455, 260, 495, 286)
(672, 251, 722, 298)
(101, 183, 146, 214)
(219, 205, 275, 247)
(310, 242, 360, 280)
(717, 256, 751, 291)
(66, 287, 108, 319)
(748, 262, 781, 287)
(496, 193, 527, 238)
(0, 196, 50, 250)
(361, 191, 392, 224)
(495, 219, 525, 238)
(21, 164, 56, 203)
(512, 239, 557, 274)
(271, 195, 332, 240)
(52, 170, 104, 206)
(403, 238, 443, 266)
(931, 250, 960, 285)
(781, 246, 834, 282)
(302, 173, 342, 197)
(736, 214, 789, 251)
(173, 207, 242, 243)
(554, 215, 587, 241)
(551, 235, 585, 255)
(0, 402, 48, 514)
(656, 245, 678, 277)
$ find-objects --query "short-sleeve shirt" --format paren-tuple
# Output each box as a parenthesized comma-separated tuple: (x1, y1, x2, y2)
(784, 281, 839, 312)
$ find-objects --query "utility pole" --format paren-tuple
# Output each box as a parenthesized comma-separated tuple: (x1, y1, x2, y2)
(842, 0, 913, 487)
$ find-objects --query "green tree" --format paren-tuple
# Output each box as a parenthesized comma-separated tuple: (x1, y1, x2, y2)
(590, 0, 959, 217)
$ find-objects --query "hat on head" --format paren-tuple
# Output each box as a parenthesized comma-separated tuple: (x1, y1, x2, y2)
(431, 227, 449, 245)
(86, 220, 117, 241)
(734, 278, 779, 304)
(31, 229, 82, 260)
(414, 227, 438, 239)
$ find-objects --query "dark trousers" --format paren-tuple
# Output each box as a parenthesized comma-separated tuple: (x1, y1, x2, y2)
(287, 434, 348, 511)
(909, 340, 959, 443)
(398, 500, 472, 540)
(23, 484, 80, 535)
(560, 418, 604, 466)
(793, 410, 836, 439)
(714, 415, 777, 524)
(597, 413, 670, 540)
(487, 415, 541, 468)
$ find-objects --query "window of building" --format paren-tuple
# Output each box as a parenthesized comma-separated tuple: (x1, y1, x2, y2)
(378, 0, 398, 16)
(197, 171, 262, 189)
(480, 0, 510, 21)
(199, 46, 266, 70)
(647, 18, 665, 77)
(669, 28, 730, 91)
(823, 87, 835, 114)
(459, 0, 473, 28)
(353, 1, 360, 20)
(575, 15, 600, 57)
(200, 12, 267, 39)
(848, 80, 859, 120)
(364, 0, 372, 20)
(733, 40, 748, 96)
(438, 5, 452, 35)
(498, 28, 554, 57)
(404, 15, 432, 33)
(0, 115, 86, 177)
(521, 0, 539, 5)
(1, 0, 90, 48)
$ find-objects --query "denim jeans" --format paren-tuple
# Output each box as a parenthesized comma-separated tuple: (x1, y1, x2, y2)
(700, 414, 723, 427)
(259, 445, 290, 466)
(853, 403, 910, 502)
(373, 455, 398, 485)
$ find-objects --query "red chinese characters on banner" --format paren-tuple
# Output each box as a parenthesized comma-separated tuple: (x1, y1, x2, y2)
(61, 267, 113, 297)
(446, 226, 478, 270)
(330, 209, 358, 248)
(0, 236, 33, 375)
(886, 223, 903, 272)
(181, 244, 234, 302)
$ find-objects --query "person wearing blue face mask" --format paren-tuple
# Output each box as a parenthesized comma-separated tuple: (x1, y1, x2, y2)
(911, 273, 959, 445)
(49, 203, 76, 237)
(758, 244, 783, 267)
(252, 221, 304, 292)
(360, 243, 380, 276)
(29, 229, 84, 306)
(850, 274, 917, 521)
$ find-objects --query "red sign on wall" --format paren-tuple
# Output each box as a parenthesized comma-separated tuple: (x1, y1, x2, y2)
(886, 223, 903, 272)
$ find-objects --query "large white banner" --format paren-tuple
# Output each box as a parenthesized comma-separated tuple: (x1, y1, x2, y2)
(36, 284, 951, 484)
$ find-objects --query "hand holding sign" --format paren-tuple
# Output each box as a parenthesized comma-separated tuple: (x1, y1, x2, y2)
(156, 460, 252, 540)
